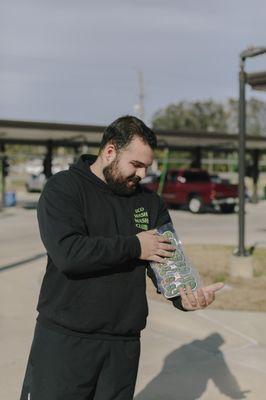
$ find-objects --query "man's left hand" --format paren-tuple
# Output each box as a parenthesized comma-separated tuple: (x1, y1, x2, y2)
(179, 282, 224, 311)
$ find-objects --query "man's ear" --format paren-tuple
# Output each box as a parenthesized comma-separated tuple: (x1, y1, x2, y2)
(103, 144, 117, 163)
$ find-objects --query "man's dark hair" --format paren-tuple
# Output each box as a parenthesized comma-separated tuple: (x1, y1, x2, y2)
(99, 115, 157, 153)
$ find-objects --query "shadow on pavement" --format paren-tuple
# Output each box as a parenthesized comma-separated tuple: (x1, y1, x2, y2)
(0, 252, 47, 272)
(135, 333, 249, 400)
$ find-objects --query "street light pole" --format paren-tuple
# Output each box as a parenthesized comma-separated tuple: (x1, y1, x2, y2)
(237, 47, 266, 257)
(237, 57, 247, 256)
(230, 46, 266, 278)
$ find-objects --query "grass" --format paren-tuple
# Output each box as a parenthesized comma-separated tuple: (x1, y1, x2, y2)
(146, 244, 266, 312)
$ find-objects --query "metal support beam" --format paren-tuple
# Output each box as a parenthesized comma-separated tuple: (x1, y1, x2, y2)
(250, 149, 260, 204)
(73, 145, 80, 163)
(0, 143, 5, 211)
(191, 147, 202, 168)
(43, 140, 53, 178)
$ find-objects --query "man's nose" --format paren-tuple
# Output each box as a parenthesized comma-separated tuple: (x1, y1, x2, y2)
(136, 168, 146, 180)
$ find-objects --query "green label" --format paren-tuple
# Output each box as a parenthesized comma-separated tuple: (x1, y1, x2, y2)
(134, 207, 149, 230)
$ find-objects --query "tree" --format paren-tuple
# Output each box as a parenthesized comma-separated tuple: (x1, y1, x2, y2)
(152, 100, 227, 132)
(226, 97, 266, 136)
(152, 98, 266, 136)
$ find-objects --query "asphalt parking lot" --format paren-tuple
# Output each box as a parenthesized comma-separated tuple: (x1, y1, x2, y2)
(1, 192, 265, 269)
(168, 201, 266, 248)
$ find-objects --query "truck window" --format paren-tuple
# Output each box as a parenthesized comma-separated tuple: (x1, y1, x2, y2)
(167, 172, 179, 182)
(183, 171, 210, 182)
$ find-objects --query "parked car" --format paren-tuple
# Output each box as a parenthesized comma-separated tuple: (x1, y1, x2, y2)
(141, 168, 238, 213)
(25, 173, 46, 192)
(25, 160, 71, 192)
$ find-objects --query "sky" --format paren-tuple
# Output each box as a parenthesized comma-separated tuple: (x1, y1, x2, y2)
(1, 0, 266, 126)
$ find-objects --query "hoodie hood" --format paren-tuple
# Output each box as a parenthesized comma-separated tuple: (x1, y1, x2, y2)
(69, 154, 142, 196)
(69, 154, 111, 193)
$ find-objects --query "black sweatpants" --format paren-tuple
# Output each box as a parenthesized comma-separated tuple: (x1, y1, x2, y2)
(19, 322, 140, 400)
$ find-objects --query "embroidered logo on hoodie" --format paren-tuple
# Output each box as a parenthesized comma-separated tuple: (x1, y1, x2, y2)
(134, 207, 149, 230)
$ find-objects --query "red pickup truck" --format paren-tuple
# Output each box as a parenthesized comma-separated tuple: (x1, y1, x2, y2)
(142, 169, 238, 213)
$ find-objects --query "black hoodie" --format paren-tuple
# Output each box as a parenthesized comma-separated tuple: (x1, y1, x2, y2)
(36, 154, 185, 339)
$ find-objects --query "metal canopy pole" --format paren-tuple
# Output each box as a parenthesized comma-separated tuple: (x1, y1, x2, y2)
(0, 143, 5, 211)
(43, 140, 53, 178)
(251, 149, 260, 204)
(191, 146, 202, 168)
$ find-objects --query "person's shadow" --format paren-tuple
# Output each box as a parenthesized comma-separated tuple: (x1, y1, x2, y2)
(135, 333, 249, 400)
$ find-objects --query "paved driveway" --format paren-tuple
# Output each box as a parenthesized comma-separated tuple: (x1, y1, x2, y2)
(169, 200, 266, 247)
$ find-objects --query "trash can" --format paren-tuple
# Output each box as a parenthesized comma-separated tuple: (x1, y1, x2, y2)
(4, 191, 16, 207)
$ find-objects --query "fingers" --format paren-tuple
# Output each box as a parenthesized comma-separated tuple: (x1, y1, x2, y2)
(156, 248, 175, 258)
(179, 286, 209, 310)
(186, 285, 198, 307)
(137, 229, 176, 262)
(147, 231, 176, 250)
(157, 241, 176, 258)
(156, 240, 176, 259)
(177, 282, 223, 311)
(158, 236, 173, 243)
(179, 286, 198, 310)
(198, 282, 223, 307)
(147, 248, 175, 263)
(179, 287, 192, 310)
(196, 288, 207, 308)
(159, 243, 176, 251)
(203, 289, 215, 305)
(147, 255, 168, 264)
(205, 282, 224, 292)
(147, 231, 176, 254)
(157, 245, 175, 258)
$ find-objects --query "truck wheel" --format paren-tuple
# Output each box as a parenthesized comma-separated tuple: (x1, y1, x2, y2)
(220, 204, 235, 213)
(188, 196, 204, 214)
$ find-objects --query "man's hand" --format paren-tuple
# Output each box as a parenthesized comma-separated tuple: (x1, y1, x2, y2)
(136, 229, 175, 263)
(179, 282, 224, 311)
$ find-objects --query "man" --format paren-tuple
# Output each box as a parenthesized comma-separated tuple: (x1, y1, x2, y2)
(20, 116, 223, 400)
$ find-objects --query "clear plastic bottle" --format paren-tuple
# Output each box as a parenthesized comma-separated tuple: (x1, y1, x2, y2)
(150, 222, 201, 299)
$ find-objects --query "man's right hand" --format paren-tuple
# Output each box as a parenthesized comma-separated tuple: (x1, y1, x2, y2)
(136, 229, 175, 263)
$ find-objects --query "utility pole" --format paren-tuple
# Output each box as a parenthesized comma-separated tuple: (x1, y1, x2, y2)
(138, 70, 145, 121)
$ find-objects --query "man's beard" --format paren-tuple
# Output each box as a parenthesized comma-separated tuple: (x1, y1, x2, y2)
(103, 159, 141, 196)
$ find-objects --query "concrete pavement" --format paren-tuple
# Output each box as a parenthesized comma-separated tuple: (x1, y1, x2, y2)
(1, 195, 266, 399)
(135, 300, 266, 400)
(0, 256, 266, 400)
